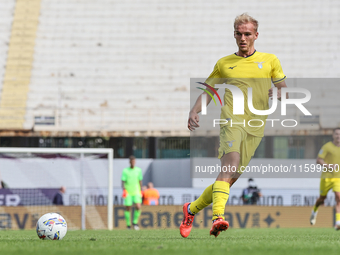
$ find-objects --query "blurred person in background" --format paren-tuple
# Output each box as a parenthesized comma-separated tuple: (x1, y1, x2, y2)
(0, 180, 8, 189)
(121, 155, 143, 230)
(310, 128, 340, 230)
(141, 185, 147, 205)
(242, 178, 262, 205)
(143, 182, 160, 205)
(0, 171, 6, 188)
(53, 186, 66, 205)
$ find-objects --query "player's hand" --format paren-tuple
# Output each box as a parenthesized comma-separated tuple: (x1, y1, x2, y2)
(268, 87, 282, 100)
(188, 110, 200, 131)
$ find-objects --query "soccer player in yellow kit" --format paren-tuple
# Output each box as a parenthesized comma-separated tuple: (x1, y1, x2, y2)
(180, 13, 288, 238)
(310, 128, 340, 230)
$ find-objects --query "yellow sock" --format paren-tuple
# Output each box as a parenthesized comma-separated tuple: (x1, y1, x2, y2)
(313, 205, 319, 213)
(336, 213, 340, 222)
(189, 184, 213, 214)
(212, 181, 230, 221)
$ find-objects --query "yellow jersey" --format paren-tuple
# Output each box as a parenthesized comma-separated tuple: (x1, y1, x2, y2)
(318, 141, 340, 178)
(205, 51, 286, 137)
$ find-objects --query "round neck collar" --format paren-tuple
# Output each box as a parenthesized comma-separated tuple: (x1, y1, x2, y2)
(234, 50, 257, 58)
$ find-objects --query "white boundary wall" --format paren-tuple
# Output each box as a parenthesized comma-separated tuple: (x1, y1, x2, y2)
(0, 156, 326, 208)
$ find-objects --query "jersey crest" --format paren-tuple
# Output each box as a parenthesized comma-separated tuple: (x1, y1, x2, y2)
(254, 61, 265, 69)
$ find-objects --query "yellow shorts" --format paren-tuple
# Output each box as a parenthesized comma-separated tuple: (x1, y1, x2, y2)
(218, 126, 262, 174)
(319, 178, 340, 196)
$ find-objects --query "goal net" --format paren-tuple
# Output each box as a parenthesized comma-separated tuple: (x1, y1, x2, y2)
(0, 148, 113, 230)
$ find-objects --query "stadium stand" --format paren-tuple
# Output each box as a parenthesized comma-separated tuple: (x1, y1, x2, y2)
(0, 0, 338, 137)
(0, 0, 41, 129)
(0, 0, 339, 160)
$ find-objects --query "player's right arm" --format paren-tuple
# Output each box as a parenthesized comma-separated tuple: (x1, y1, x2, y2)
(189, 63, 221, 131)
(316, 157, 332, 169)
(316, 144, 332, 168)
(188, 92, 213, 131)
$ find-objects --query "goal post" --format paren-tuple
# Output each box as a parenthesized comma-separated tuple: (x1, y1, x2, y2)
(0, 147, 114, 230)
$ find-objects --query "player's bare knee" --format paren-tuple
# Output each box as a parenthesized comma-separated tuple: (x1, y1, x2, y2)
(217, 171, 236, 180)
(318, 196, 326, 203)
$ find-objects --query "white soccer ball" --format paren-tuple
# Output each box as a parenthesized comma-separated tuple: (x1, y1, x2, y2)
(36, 213, 67, 240)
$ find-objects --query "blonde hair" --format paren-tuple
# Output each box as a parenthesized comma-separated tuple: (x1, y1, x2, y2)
(234, 13, 258, 31)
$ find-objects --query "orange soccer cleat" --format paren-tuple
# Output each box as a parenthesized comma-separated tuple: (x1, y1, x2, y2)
(210, 217, 229, 237)
(179, 203, 195, 238)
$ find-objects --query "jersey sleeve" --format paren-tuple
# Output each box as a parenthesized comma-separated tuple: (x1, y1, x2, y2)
(121, 169, 127, 181)
(318, 144, 328, 159)
(271, 56, 286, 84)
(204, 63, 224, 88)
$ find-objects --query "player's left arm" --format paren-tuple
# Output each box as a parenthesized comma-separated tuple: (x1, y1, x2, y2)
(269, 56, 288, 100)
(139, 168, 143, 193)
(121, 169, 127, 191)
(268, 80, 289, 100)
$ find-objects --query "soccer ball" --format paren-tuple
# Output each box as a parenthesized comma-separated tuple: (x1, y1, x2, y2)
(36, 213, 67, 240)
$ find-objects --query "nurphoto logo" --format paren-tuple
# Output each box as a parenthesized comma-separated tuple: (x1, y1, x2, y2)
(197, 82, 312, 128)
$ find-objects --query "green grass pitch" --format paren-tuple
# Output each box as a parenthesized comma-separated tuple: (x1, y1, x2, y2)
(1, 228, 340, 255)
